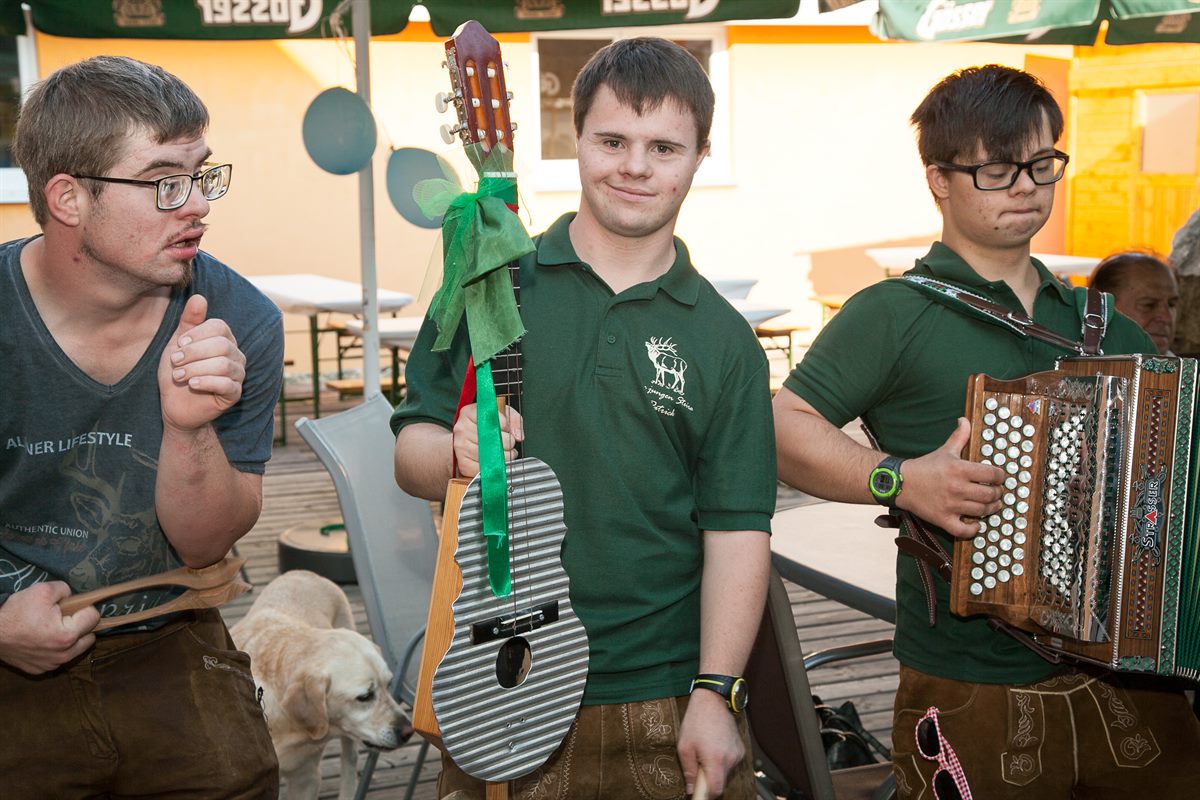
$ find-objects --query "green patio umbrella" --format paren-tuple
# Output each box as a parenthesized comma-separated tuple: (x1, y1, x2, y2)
(422, 0, 801, 35)
(871, 0, 1200, 45)
(0, 0, 802, 402)
(0, 0, 413, 38)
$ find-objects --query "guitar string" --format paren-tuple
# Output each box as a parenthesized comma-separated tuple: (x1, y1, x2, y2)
(510, 260, 531, 630)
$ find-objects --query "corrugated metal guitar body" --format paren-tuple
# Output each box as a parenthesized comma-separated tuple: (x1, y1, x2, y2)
(427, 456, 589, 781)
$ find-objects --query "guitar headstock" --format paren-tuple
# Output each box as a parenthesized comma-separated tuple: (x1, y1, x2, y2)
(438, 20, 515, 153)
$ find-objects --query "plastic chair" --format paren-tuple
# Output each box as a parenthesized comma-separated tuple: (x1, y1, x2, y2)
(746, 568, 896, 800)
(295, 393, 439, 800)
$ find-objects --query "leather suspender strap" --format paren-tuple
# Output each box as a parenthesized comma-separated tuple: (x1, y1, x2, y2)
(898, 275, 1108, 356)
(861, 422, 953, 626)
(1081, 283, 1106, 356)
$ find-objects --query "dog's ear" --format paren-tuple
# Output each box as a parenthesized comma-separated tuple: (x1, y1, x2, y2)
(282, 674, 330, 740)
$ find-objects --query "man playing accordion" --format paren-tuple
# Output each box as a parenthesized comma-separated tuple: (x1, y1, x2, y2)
(774, 65, 1200, 799)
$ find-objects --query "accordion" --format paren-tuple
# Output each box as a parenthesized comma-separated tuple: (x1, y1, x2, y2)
(950, 355, 1200, 679)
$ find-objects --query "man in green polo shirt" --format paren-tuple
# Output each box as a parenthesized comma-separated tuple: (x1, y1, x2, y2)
(775, 65, 1200, 798)
(393, 38, 773, 799)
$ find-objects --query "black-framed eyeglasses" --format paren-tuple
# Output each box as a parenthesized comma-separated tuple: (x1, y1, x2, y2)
(915, 707, 973, 800)
(73, 163, 232, 211)
(933, 150, 1068, 191)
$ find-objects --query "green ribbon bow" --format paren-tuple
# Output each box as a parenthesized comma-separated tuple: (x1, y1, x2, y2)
(414, 144, 532, 363)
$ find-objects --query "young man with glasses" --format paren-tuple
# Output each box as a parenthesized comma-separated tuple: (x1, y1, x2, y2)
(775, 65, 1200, 798)
(0, 56, 282, 796)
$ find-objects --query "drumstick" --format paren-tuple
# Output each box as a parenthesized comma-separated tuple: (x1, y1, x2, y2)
(692, 770, 709, 800)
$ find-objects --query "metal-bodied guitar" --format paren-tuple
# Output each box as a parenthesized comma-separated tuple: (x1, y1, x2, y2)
(410, 20, 589, 783)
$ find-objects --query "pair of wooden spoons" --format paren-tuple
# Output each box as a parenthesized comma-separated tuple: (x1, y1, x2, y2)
(58, 556, 250, 631)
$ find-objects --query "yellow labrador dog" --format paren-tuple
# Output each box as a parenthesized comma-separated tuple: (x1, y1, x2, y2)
(231, 570, 412, 799)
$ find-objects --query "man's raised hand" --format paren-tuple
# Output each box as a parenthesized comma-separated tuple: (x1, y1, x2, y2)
(158, 294, 247, 433)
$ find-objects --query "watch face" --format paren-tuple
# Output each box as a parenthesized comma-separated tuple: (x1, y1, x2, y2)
(731, 678, 749, 712)
(871, 468, 897, 497)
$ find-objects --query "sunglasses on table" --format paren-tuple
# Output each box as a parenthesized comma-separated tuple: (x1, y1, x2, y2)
(915, 706, 973, 800)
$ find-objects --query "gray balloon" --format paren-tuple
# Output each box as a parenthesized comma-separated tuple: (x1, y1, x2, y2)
(387, 147, 460, 229)
(302, 87, 377, 175)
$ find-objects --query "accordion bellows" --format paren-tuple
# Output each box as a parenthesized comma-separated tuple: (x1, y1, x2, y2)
(952, 355, 1199, 679)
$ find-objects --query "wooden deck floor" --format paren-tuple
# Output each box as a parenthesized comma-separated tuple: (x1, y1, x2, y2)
(221, 394, 898, 798)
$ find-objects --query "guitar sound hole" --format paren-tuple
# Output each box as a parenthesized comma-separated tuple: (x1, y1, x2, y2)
(496, 636, 532, 688)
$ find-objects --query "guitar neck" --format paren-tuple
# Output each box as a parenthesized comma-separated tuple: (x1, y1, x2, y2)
(492, 261, 523, 415)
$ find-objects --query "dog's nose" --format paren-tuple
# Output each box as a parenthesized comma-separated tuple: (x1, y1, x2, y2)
(395, 715, 414, 745)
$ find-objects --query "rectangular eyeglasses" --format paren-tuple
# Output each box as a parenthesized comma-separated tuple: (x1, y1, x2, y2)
(73, 162, 233, 211)
(933, 150, 1068, 191)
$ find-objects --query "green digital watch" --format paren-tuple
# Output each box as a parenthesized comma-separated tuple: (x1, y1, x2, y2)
(868, 455, 905, 509)
(690, 674, 748, 714)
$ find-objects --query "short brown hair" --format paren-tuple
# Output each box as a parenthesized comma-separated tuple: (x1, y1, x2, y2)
(572, 37, 714, 147)
(911, 65, 1063, 166)
(13, 55, 209, 226)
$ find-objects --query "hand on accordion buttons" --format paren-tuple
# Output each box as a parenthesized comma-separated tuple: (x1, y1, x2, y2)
(899, 417, 1005, 539)
(453, 402, 525, 479)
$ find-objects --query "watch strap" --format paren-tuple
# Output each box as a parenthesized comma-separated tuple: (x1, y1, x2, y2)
(690, 674, 747, 713)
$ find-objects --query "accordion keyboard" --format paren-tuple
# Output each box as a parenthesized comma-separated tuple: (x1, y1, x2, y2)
(969, 396, 1038, 598)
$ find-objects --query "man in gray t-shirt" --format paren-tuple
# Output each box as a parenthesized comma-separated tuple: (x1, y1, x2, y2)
(0, 56, 282, 797)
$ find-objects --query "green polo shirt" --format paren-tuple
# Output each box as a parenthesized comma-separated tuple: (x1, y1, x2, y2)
(394, 213, 776, 704)
(784, 242, 1155, 684)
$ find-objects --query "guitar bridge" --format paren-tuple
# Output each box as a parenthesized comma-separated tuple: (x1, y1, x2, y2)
(471, 601, 560, 644)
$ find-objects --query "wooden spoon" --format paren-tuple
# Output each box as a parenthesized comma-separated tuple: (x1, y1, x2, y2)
(59, 556, 251, 631)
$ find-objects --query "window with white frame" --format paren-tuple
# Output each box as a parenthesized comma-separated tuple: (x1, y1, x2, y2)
(528, 26, 731, 191)
(0, 28, 35, 204)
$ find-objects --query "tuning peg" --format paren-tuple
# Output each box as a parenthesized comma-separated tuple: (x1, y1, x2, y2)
(471, 98, 481, 108)
(465, 66, 475, 77)
(491, 99, 501, 109)
(486, 66, 497, 79)
(435, 91, 456, 113)
(507, 91, 514, 101)
(441, 60, 448, 70)
(510, 122, 519, 132)
(440, 123, 462, 144)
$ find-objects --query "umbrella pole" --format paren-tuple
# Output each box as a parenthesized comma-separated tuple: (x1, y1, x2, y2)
(353, 0, 381, 404)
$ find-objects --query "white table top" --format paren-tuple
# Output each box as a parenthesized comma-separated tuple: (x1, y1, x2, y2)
(730, 298, 789, 327)
(770, 500, 897, 622)
(340, 303, 788, 341)
(865, 246, 1099, 277)
(247, 274, 413, 316)
(342, 316, 424, 349)
(705, 275, 758, 300)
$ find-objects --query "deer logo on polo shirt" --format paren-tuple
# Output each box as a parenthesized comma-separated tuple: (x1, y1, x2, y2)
(643, 337, 694, 418)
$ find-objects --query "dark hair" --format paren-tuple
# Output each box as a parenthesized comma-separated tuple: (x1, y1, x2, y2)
(1088, 250, 1174, 294)
(13, 55, 209, 226)
(572, 37, 714, 146)
(910, 65, 1063, 166)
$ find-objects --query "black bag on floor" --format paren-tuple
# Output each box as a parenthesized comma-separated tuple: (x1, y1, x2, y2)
(812, 695, 892, 770)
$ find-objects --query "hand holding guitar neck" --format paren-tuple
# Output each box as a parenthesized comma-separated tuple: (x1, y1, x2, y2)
(453, 402, 524, 478)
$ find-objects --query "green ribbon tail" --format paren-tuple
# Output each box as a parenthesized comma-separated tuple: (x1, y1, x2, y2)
(474, 360, 511, 598)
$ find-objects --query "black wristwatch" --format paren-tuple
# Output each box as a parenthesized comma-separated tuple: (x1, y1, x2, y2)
(690, 674, 749, 714)
(868, 455, 905, 509)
